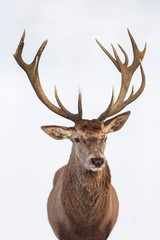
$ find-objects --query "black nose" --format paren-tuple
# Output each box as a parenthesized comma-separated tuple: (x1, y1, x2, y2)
(91, 158, 104, 168)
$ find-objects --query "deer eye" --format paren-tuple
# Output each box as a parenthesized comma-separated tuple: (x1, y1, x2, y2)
(104, 137, 107, 142)
(75, 138, 80, 143)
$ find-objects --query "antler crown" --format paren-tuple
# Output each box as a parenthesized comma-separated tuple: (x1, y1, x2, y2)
(14, 29, 146, 123)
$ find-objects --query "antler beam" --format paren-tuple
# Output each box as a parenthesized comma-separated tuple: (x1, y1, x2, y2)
(13, 31, 82, 123)
(96, 29, 146, 121)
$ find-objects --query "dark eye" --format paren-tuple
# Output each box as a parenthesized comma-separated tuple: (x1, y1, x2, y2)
(75, 138, 80, 143)
(104, 137, 107, 142)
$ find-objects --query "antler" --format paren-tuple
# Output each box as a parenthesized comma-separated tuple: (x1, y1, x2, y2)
(13, 31, 82, 123)
(96, 29, 146, 121)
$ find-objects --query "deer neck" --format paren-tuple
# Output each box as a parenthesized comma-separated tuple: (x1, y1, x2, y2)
(61, 147, 111, 228)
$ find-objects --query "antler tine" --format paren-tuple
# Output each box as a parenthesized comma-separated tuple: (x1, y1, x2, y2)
(13, 31, 82, 123)
(96, 39, 120, 71)
(96, 39, 129, 68)
(54, 86, 71, 114)
(54, 86, 82, 120)
(97, 30, 146, 121)
(78, 88, 83, 119)
(124, 59, 145, 105)
(128, 29, 147, 71)
(118, 44, 129, 66)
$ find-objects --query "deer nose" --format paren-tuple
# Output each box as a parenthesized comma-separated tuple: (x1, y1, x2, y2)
(91, 158, 104, 168)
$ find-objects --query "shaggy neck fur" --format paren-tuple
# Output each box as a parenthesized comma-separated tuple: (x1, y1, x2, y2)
(61, 148, 111, 235)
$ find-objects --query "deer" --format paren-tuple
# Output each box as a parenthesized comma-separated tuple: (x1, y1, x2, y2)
(14, 29, 146, 240)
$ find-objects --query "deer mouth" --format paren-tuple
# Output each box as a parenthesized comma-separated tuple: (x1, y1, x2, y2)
(90, 165, 105, 172)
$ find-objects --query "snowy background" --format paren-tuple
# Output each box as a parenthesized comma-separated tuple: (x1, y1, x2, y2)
(1, 0, 160, 239)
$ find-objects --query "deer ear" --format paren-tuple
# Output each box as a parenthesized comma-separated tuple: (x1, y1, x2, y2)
(104, 111, 131, 133)
(41, 125, 75, 140)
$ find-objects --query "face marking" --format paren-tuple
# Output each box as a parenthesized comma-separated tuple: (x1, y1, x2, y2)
(71, 120, 107, 172)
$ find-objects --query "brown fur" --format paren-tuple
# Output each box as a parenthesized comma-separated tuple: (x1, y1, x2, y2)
(47, 120, 120, 240)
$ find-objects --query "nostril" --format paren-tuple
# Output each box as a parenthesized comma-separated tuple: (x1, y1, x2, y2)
(91, 158, 96, 164)
(91, 158, 104, 168)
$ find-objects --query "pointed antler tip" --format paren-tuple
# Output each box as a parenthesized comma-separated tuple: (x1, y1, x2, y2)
(111, 44, 114, 51)
(44, 39, 48, 45)
(78, 87, 82, 94)
(13, 30, 26, 58)
(96, 39, 101, 46)
(144, 42, 147, 50)
(111, 44, 116, 52)
(127, 29, 134, 39)
(41, 40, 48, 50)
(20, 30, 26, 40)
(127, 28, 131, 34)
(21, 30, 26, 42)
(54, 86, 58, 96)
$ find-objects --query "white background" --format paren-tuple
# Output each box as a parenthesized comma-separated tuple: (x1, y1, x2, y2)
(1, 0, 160, 239)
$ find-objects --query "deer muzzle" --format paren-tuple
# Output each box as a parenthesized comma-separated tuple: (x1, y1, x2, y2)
(88, 153, 105, 171)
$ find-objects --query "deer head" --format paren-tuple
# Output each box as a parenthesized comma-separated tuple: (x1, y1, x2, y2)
(13, 30, 146, 172)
